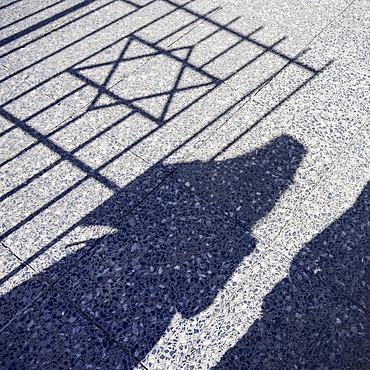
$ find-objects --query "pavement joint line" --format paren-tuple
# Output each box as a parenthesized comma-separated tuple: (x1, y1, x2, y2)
(0, 0, 326, 178)
(0, 36, 327, 275)
(170, 247, 273, 366)
(0, 0, 70, 33)
(51, 284, 150, 369)
(0, 0, 153, 74)
(2, 276, 151, 370)
(0, 159, 173, 290)
(1, 242, 24, 265)
(1, 0, 369, 366)
(0, 283, 55, 335)
(270, 114, 370, 257)
(0, 0, 113, 51)
(1, 234, 151, 367)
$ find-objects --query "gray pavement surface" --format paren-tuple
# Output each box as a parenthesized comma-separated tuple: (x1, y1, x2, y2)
(0, 0, 369, 368)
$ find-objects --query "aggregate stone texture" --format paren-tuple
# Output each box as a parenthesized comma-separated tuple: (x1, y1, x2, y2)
(0, 244, 48, 329)
(1, 136, 165, 284)
(273, 152, 370, 310)
(1, 0, 369, 368)
(309, 297, 370, 370)
(0, 288, 140, 370)
(55, 177, 268, 361)
(177, 250, 342, 370)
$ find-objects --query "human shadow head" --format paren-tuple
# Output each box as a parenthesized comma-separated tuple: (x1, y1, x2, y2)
(1, 134, 306, 366)
(82, 134, 306, 231)
(213, 181, 370, 369)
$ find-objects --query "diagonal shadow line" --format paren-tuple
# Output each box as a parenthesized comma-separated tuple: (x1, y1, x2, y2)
(211, 61, 333, 161)
(200, 38, 244, 68)
(0, 0, 70, 32)
(0, 0, 137, 62)
(130, 35, 224, 82)
(0, 0, 215, 108)
(159, 46, 193, 122)
(0, 79, 87, 111)
(140, 4, 220, 47)
(0, 107, 119, 191)
(74, 50, 162, 71)
(0, 0, 153, 75)
(118, 0, 148, 8)
(0, 125, 16, 140)
(197, 26, 264, 70)
(181, 15, 243, 55)
(73, 44, 200, 73)
(0, 175, 95, 250)
(161, 37, 286, 125)
(156, 61, 332, 171)
(69, 68, 165, 124)
(88, 37, 135, 110)
(0, 0, 24, 11)
(0, 110, 136, 204)
(0, 161, 169, 289)
(107, 82, 216, 105)
(221, 37, 287, 83)
(162, 0, 319, 74)
(0, 0, 98, 48)
(0, 54, 325, 258)
(0, 90, 91, 169)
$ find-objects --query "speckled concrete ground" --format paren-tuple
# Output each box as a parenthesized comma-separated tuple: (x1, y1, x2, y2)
(0, 0, 369, 369)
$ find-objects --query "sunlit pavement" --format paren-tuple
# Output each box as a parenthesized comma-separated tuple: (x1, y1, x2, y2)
(0, 0, 369, 368)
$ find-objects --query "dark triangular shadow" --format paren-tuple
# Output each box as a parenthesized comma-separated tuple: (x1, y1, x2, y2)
(213, 182, 370, 369)
(0, 135, 306, 367)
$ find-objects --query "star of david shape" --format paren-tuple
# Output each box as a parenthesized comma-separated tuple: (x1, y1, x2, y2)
(68, 35, 223, 125)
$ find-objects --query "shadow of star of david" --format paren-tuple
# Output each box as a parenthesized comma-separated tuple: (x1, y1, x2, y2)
(68, 35, 222, 126)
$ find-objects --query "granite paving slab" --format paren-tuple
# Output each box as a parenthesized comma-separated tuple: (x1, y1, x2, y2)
(0, 115, 36, 165)
(273, 143, 370, 310)
(174, 101, 340, 244)
(309, 297, 370, 369)
(175, 249, 341, 370)
(55, 176, 269, 362)
(0, 244, 48, 330)
(0, 287, 141, 369)
(0, 0, 369, 368)
(0, 0, 98, 55)
(0, 131, 165, 284)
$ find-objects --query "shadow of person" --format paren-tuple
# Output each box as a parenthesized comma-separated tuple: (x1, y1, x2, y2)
(0, 135, 306, 367)
(213, 182, 370, 370)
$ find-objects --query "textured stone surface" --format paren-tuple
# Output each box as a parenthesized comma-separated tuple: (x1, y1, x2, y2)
(0, 288, 140, 369)
(1, 0, 369, 368)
